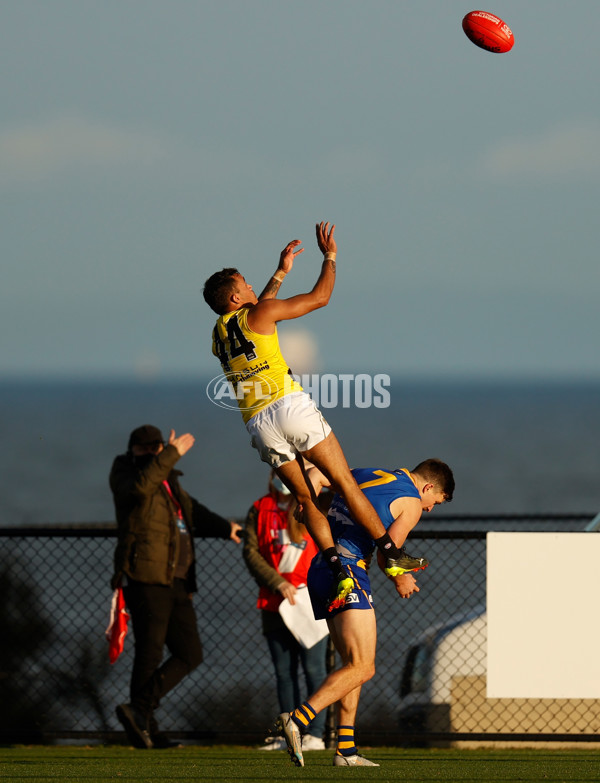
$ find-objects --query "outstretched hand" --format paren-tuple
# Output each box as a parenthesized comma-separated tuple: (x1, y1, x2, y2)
(279, 239, 304, 274)
(316, 221, 336, 255)
(168, 429, 195, 456)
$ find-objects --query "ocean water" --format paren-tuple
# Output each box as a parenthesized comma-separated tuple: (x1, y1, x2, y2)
(1, 376, 598, 737)
(1, 377, 599, 527)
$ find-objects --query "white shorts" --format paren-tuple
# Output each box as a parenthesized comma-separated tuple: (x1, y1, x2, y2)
(245, 392, 332, 468)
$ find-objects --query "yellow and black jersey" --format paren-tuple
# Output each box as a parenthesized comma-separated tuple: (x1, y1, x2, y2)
(212, 306, 303, 423)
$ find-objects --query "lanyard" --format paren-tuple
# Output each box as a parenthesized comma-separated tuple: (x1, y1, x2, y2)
(162, 480, 184, 520)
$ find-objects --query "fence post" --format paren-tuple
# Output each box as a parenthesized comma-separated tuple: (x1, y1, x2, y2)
(324, 636, 337, 749)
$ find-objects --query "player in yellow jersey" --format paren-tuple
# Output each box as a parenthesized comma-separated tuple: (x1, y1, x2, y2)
(203, 222, 427, 608)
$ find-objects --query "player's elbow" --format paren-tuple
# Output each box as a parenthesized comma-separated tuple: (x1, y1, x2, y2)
(312, 290, 331, 309)
(309, 279, 334, 309)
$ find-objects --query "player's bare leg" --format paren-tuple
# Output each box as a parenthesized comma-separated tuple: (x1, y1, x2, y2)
(277, 610, 376, 767)
(277, 597, 379, 766)
(304, 432, 388, 539)
(306, 608, 376, 716)
(276, 456, 356, 609)
(327, 611, 380, 767)
(304, 432, 428, 577)
(274, 458, 335, 552)
(337, 684, 362, 727)
(329, 617, 363, 726)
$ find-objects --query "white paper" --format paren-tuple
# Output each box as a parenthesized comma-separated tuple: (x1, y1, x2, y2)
(278, 586, 329, 649)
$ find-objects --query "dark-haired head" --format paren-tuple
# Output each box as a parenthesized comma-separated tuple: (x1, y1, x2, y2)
(203, 268, 241, 314)
(410, 458, 454, 502)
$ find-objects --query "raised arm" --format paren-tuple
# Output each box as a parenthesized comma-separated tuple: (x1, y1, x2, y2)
(258, 239, 304, 301)
(248, 222, 337, 334)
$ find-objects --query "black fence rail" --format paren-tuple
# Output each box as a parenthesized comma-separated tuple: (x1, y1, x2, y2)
(1, 514, 597, 746)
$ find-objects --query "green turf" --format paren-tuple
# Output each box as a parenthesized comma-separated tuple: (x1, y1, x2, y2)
(0, 746, 598, 782)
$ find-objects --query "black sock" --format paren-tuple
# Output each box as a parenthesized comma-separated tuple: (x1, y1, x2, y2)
(375, 532, 401, 560)
(323, 547, 346, 580)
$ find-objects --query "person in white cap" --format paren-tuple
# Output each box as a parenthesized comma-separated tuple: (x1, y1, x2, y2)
(243, 471, 329, 752)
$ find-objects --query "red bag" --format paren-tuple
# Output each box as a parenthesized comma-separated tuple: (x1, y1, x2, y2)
(105, 587, 130, 664)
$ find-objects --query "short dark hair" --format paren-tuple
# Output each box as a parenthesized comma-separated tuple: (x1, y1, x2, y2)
(411, 458, 455, 502)
(203, 268, 241, 314)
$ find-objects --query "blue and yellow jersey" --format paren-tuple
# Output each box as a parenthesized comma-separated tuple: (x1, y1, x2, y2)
(212, 306, 303, 423)
(328, 467, 420, 560)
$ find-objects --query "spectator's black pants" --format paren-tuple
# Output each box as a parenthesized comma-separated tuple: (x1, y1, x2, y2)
(123, 578, 204, 720)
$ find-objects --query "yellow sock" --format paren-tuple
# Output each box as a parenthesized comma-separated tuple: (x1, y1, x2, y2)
(336, 725, 357, 757)
(291, 702, 317, 731)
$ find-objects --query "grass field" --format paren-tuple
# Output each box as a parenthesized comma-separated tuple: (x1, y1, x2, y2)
(0, 746, 598, 783)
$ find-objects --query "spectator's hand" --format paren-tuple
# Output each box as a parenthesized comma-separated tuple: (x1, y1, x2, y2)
(277, 580, 297, 605)
(229, 520, 242, 543)
(278, 239, 304, 274)
(392, 573, 419, 599)
(316, 221, 336, 256)
(168, 429, 195, 456)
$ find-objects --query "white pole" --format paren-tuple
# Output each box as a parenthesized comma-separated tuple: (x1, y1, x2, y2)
(584, 512, 600, 532)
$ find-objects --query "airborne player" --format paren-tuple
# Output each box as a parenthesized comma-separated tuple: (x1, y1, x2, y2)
(203, 223, 428, 610)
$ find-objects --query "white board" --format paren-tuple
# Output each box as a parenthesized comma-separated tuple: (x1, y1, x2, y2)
(487, 532, 600, 698)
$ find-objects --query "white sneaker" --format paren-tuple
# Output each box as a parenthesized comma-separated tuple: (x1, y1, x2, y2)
(275, 712, 304, 767)
(333, 753, 380, 767)
(302, 734, 325, 751)
(258, 736, 287, 751)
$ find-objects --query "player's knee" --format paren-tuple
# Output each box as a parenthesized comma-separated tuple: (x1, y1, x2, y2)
(347, 659, 375, 686)
(358, 661, 376, 684)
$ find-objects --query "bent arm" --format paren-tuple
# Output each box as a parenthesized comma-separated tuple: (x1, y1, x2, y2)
(386, 497, 423, 549)
(249, 222, 337, 333)
(248, 260, 335, 332)
(258, 239, 304, 301)
(109, 446, 180, 500)
(374, 498, 423, 597)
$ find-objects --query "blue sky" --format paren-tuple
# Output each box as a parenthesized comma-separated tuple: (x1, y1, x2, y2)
(2, 0, 599, 380)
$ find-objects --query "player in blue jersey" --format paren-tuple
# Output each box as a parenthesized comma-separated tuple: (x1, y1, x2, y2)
(274, 458, 454, 768)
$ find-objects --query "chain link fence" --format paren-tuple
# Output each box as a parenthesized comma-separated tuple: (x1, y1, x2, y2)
(1, 515, 598, 746)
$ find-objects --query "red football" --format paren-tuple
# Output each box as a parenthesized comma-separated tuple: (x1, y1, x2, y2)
(462, 10, 514, 53)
